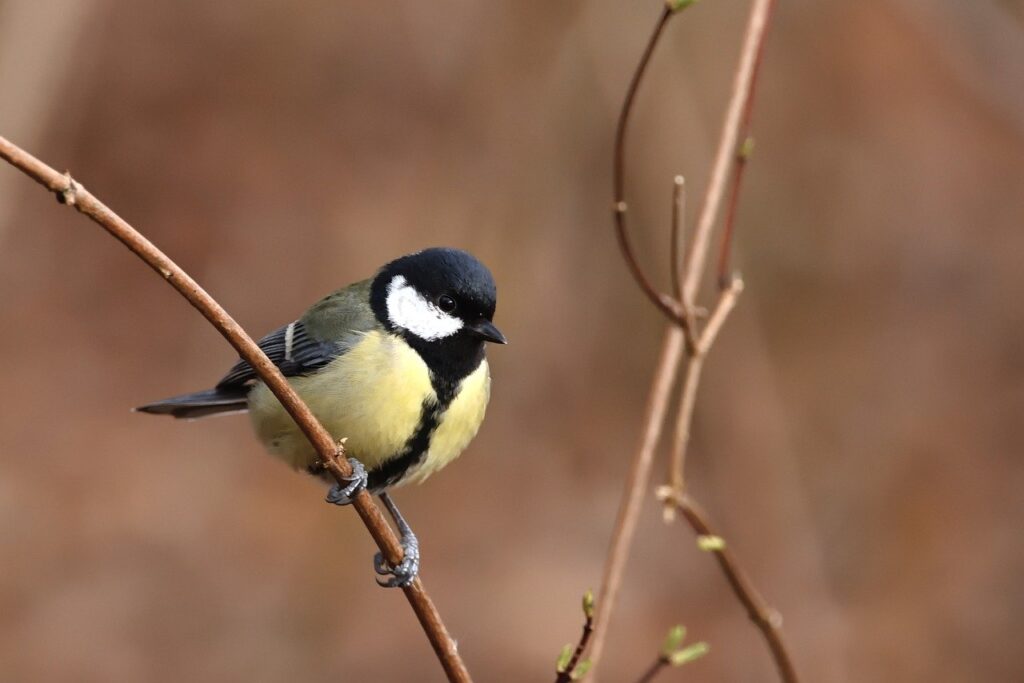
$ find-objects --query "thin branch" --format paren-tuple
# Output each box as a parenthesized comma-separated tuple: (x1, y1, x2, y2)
(696, 277, 744, 355)
(612, 5, 687, 330)
(659, 276, 743, 522)
(669, 175, 686, 301)
(588, 326, 686, 671)
(681, 0, 775, 307)
(672, 494, 798, 683)
(0, 135, 471, 683)
(590, 0, 780, 678)
(554, 593, 595, 683)
(634, 657, 668, 683)
(657, 352, 704, 522)
(716, 0, 776, 288)
(715, 136, 752, 289)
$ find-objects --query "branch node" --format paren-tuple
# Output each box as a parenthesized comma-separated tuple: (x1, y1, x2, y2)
(57, 172, 79, 206)
(718, 270, 745, 293)
(738, 135, 756, 160)
(655, 485, 684, 524)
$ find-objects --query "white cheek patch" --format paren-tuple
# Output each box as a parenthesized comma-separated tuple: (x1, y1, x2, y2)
(386, 275, 463, 340)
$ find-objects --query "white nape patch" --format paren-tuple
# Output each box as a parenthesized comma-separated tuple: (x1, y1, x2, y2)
(386, 275, 463, 340)
(283, 321, 296, 361)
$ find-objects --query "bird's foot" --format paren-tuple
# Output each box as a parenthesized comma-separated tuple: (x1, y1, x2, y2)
(374, 531, 419, 588)
(374, 492, 420, 588)
(324, 457, 368, 506)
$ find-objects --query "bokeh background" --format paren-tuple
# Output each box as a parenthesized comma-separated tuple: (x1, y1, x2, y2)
(1, 1, 1022, 681)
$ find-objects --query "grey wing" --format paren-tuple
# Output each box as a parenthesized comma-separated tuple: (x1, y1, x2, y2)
(217, 279, 379, 389)
(216, 320, 342, 389)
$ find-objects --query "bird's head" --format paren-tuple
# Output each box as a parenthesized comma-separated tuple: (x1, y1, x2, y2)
(371, 248, 505, 377)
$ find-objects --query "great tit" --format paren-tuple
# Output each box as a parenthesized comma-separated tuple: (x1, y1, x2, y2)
(137, 247, 505, 586)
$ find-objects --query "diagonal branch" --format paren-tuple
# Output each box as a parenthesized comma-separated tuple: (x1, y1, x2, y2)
(717, 0, 776, 288)
(589, 325, 687, 675)
(681, 0, 775, 307)
(659, 276, 743, 522)
(672, 495, 797, 683)
(0, 135, 471, 683)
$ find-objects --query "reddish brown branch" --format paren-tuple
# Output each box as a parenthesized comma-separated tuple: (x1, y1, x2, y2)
(681, 0, 775, 305)
(0, 135, 471, 683)
(591, 0, 788, 680)
(669, 176, 687, 300)
(717, 0, 777, 287)
(555, 604, 595, 683)
(612, 5, 686, 329)
(673, 495, 797, 683)
(634, 656, 668, 683)
(589, 326, 686, 672)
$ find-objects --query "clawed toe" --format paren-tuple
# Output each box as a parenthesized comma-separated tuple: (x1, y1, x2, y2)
(325, 457, 368, 506)
(374, 538, 419, 588)
(327, 484, 420, 588)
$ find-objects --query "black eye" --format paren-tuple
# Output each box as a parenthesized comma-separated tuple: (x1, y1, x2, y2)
(438, 295, 457, 313)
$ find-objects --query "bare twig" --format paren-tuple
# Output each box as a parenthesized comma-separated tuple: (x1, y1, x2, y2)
(715, 135, 753, 289)
(612, 5, 686, 330)
(634, 657, 668, 683)
(589, 326, 686, 671)
(657, 2, 795, 680)
(681, 0, 775, 307)
(658, 353, 704, 522)
(669, 175, 687, 300)
(590, 0, 787, 679)
(672, 495, 798, 683)
(0, 135, 471, 683)
(659, 277, 744, 522)
(717, 0, 776, 288)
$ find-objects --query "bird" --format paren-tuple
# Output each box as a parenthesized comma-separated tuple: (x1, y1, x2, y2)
(137, 247, 506, 586)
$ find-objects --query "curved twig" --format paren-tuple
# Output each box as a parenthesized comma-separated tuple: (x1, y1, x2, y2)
(0, 135, 471, 683)
(612, 5, 686, 330)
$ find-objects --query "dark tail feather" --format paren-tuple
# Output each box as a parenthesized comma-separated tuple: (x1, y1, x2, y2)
(136, 387, 249, 420)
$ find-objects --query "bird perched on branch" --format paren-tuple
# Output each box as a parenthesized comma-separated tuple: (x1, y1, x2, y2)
(137, 247, 505, 587)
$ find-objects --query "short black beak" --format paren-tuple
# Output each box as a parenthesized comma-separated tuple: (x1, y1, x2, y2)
(468, 319, 507, 344)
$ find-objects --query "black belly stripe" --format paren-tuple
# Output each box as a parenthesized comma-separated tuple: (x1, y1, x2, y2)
(367, 399, 444, 491)
(307, 371, 469, 490)
(366, 371, 466, 491)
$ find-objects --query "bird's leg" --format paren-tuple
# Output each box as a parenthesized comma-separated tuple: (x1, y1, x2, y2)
(373, 492, 420, 588)
(324, 457, 368, 506)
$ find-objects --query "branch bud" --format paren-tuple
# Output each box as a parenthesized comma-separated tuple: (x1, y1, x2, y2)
(697, 535, 726, 551)
(582, 589, 595, 620)
(666, 0, 699, 12)
(556, 644, 573, 673)
(661, 625, 686, 657)
(738, 135, 756, 160)
(668, 642, 710, 667)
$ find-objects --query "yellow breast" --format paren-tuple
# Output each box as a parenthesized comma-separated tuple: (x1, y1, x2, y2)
(402, 360, 490, 486)
(246, 330, 491, 487)
(248, 330, 434, 471)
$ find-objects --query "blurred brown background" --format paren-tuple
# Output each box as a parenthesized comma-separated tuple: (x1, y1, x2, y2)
(1, 1, 1022, 681)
